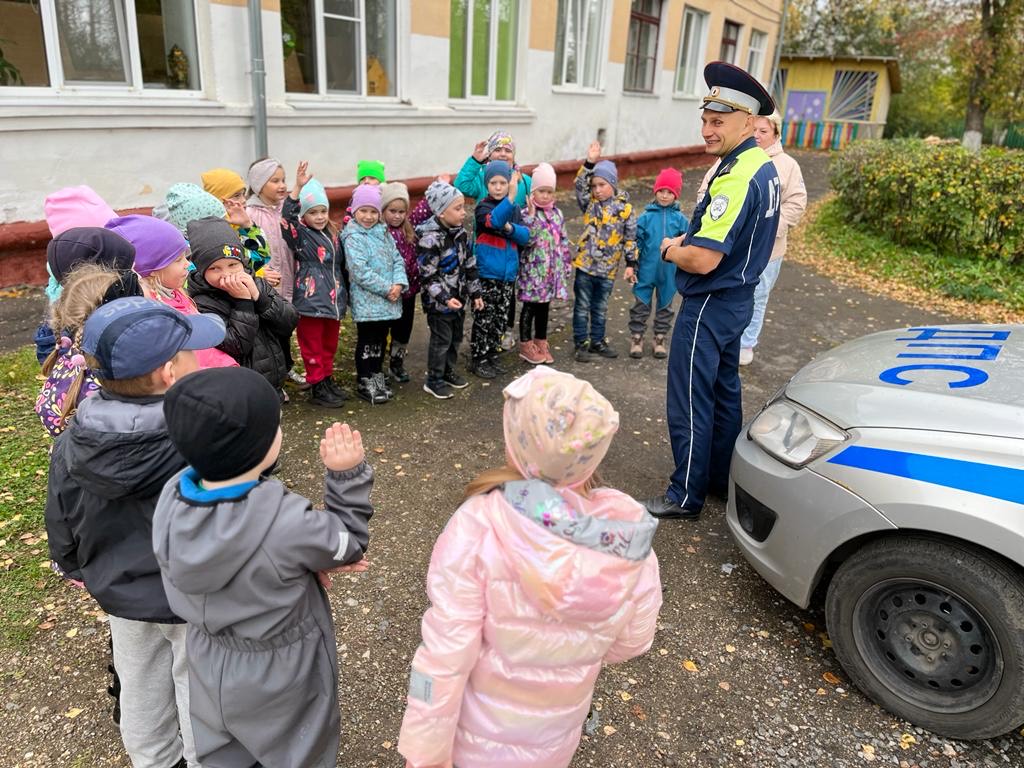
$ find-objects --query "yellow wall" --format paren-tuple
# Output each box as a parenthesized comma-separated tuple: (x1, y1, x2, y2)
(211, 0, 281, 9)
(411, 0, 451, 37)
(780, 58, 891, 122)
(530, 0, 558, 51)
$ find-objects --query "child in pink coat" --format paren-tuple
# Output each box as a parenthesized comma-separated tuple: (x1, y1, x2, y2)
(398, 366, 662, 768)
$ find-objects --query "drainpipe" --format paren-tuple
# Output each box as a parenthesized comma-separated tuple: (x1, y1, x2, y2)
(769, 0, 789, 108)
(248, 0, 269, 158)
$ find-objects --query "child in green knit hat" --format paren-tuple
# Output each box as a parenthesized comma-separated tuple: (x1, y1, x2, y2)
(357, 160, 386, 185)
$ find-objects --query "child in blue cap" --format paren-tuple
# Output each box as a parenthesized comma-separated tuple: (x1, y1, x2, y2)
(45, 296, 225, 768)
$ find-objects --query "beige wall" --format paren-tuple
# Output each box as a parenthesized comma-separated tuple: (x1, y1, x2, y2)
(411, 0, 451, 37)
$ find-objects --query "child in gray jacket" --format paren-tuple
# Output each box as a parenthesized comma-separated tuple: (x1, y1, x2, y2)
(153, 366, 374, 768)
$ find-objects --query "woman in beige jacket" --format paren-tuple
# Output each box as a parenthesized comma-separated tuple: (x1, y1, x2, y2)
(696, 111, 807, 365)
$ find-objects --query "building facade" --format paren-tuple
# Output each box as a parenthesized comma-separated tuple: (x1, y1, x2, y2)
(0, 0, 782, 230)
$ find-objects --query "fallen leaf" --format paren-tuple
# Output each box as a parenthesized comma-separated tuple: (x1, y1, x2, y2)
(822, 671, 841, 685)
(682, 660, 698, 672)
(37, 622, 54, 630)
(65, 707, 83, 718)
(725, 643, 736, 653)
(816, 687, 827, 695)
(618, 691, 633, 701)
(631, 704, 647, 721)
(718, 681, 731, 691)
(803, 622, 815, 632)
(735, 739, 745, 746)
(373, 447, 385, 454)
(381, 741, 393, 749)
(898, 733, 916, 750)
(65, 628, 78, 638)
(685, 546, 697, 554)
(756, 630, 770, 638)
(602, 725, 617, 736)
(657, 648, 668, 656)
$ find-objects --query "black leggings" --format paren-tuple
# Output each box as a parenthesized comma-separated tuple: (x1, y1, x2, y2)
(519, 301, 550, 341)
(387, 296, 416, 350)
(355, 320, 390, 379)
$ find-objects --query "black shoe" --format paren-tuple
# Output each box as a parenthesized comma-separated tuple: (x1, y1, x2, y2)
(389, 355, 410, 383)
(310, 379, 345, 408)
(488, 354, 508, 374)
(590, 341, 619, 359)
(643, 494, 701, 520)
(443, 371, 469, 389)
(324, 377, 349, 402)
(471, 358, 497, 379)
(357, 376, 388, 404)
(423, 379, 454, 399)
(375, 372, 394, 400)
(574, 343, 593, 362)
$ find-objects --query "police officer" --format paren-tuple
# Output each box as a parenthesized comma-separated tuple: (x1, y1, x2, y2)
(644, 62, 781, 521)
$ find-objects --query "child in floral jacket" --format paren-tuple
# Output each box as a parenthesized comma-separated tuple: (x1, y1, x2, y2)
(572, 142, 638, 362)
(517, 162, 572, 366)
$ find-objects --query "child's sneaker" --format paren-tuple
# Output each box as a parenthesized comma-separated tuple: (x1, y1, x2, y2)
(470, 357, 497, 379)
(519, 339, 545, 365)
(739, 347, 754, 366)
(389, 348, 410, 383)
(310, 379, 345, 408)
(357, 376, 389, 404)
(536, 339, 555, 364)
(574, 342, 593, 362)
(629, 334, 644, 359)
(590, 340, 618, 359)
(288, 369, 311, 390)
(652, 335, 668, 359)
(443, 371, 469, 389)
(423, 379, 454, 399)
(324, 377, 349, 401)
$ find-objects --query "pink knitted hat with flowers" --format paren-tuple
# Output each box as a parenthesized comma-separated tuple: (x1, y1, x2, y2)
(503, 366, 619, 488)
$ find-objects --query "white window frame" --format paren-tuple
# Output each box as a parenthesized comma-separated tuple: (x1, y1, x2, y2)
(720, 19, 742, 65)
(747, 28, 768, 84)
(673, 5, 708, 97)
(552, 0, 611, 94)
(287, 0, 404, 102)
(449, 0, 524, 104)
(0, 0, 204, 99)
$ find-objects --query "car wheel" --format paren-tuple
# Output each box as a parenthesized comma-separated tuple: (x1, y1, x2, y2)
(825, 535, 1024, 740)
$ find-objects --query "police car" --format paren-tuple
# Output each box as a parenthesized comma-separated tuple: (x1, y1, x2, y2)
(727, 325, 1024, 740)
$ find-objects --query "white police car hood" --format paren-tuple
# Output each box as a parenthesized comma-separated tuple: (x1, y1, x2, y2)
(783, 325, 1024, 439)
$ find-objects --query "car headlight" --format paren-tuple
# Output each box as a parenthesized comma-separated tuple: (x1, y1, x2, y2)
(747, 400, 848, 468)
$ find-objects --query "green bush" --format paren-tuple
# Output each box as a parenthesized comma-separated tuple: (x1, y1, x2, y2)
(830, 139, 1024, 263)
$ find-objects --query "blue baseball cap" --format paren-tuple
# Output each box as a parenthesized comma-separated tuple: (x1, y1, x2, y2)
(82, 296, 226, 380)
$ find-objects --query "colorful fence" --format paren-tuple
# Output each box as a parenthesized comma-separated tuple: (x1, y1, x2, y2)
(781, 121, 884, 150)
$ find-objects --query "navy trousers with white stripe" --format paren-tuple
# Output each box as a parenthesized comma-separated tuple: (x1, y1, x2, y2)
(666, 286, 754, 512)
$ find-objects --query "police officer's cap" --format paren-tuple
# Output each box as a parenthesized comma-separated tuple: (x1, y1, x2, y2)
(701, 61, 775, 117)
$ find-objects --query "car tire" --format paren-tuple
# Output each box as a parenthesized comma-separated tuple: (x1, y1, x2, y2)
(825, 535, 1024, 740)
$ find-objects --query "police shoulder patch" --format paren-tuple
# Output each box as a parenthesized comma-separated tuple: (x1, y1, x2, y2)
(709, 195, 729, 221)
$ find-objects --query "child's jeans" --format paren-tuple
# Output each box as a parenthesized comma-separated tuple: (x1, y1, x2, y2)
(108, 615, 197, 768)
(296, 316, 341, 385)
(426, 310, 465, 383)
(572, 269, 614, 346)
(741, 258, 783, 349)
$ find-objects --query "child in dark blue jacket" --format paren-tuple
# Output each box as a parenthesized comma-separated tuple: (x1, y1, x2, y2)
(630, 168, 689, 359)
(469, 160, 529, 379)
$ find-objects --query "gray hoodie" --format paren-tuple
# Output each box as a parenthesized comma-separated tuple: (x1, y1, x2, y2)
(152, 462, 373, 640)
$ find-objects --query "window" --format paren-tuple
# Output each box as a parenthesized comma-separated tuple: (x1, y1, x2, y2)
(282, 0, 398, 97)
(0, 0, 201, 91)
(828, 70, 877, 121)
(553, 0, 608, 90)
(623, 0, 662, 93)
(674, 6, 708, 96)
(449, 0, 519, 100)
(720, 20, 741, 65)
(747, 29, 767, 82)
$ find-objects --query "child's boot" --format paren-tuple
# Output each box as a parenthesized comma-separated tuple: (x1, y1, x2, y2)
(652, 335, 668, 359)
(324, 376, 349, 401)
(310, 378, 344, 407)
(470, 356, 497, 379)
(389, 344, 410, 383)
(629, 334, 644, 359)
(590, 339, 618, 358)
(574, 341, 593, 362)
(519, 339, 545, 365)
(536, 339, 555, 364)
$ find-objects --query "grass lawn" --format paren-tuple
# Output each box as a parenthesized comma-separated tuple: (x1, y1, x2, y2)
(791, 197, 1024, 323)
(0, 346, 59, 649)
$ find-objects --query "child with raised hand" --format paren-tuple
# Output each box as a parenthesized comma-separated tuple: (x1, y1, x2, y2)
(154, 367, 374, 768)
(246, 158, 294, 300)
(281, 161, 348, 408)
(380, 182, 420, 383)
(398, 366, 662, 768)
(186, 217, 298, 401)
(572, 141, 638, 362)
(46, 296, 227, 768)
(517, 162, 572, 366)
(469, 160, 530, 379)
(630, 168, 688, 359)
(106, 215, 238, 372)
(201, 168, 276, 281)
(417, 181, 483, 400)
(342, 183, 408, 404)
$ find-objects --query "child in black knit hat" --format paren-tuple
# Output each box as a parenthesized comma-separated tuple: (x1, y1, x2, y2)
(153, 366, 375, 767)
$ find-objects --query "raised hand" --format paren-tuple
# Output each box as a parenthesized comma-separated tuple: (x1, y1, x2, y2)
(223, 198, 252, 228)
(472, 139, 489, 162)
(587, 140, 601, 164)
(436, 173, 452, 185)
(509, 169, 521, 201)
(320, 422, 364, 472)
(294, 160, 312, 195)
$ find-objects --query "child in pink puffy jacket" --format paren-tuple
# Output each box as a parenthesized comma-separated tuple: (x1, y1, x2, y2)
(398, 366, 663, 768)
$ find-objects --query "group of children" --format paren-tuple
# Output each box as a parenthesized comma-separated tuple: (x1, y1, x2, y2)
(33, 128, 687, 767)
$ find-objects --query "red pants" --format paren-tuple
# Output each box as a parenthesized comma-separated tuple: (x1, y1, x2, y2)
(296, 316, 340, 385)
